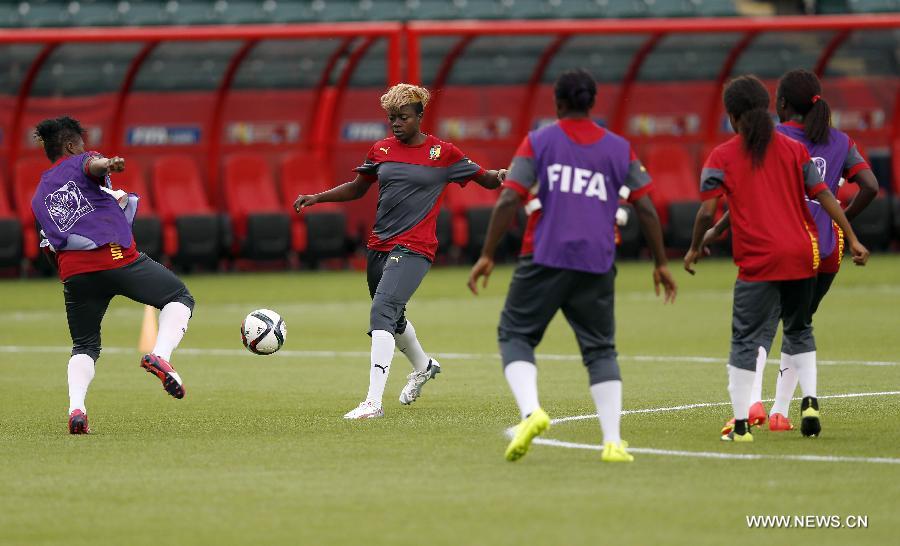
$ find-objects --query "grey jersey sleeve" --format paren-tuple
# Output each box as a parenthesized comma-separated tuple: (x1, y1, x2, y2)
(447, 157, 483, 183)
(624, 157, 652, 196)
(506, 156, 537, 193)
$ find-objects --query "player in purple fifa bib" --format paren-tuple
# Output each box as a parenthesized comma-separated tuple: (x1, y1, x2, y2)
(528, 119, 631, 273)
(30, 117, 196, 435)
(704, 70, 879, 435)
(469, 70, 677, 463)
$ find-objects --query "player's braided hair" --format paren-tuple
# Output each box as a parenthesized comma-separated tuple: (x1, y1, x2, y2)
(723, 75, 773, 168)
(554, 69, 596, 113)
(34, 116, 85, 162)
(778, 68, 831, 145)
(380, 83, 430, 115)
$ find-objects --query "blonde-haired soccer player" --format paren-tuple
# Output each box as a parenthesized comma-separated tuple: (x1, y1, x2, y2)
(294, 83, 508, 419)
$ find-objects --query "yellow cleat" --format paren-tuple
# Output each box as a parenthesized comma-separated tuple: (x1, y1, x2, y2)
(505, 408, 550, 462)
(720, 430, 754, 442)
(601, 441, 634, 462)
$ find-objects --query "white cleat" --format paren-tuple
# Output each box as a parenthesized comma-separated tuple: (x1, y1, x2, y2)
(399, 359, 441, 405)
(343, 401, 384, 420)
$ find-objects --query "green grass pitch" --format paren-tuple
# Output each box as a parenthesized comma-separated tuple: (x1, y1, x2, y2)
(1, 256, 898, 545)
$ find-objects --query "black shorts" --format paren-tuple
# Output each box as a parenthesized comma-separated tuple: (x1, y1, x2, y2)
(730, 277, 815, 371)
(63, 254, 194, 361)
(498, 257, 619, 384)
(366, 246, 431, 335)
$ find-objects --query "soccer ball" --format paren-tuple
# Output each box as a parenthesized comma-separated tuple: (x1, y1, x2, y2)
(241, 309, 287, 355)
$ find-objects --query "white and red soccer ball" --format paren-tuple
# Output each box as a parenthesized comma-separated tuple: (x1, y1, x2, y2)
(241, 309, 286, 355)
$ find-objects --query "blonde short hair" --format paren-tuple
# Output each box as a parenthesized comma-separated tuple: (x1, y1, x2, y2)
(380, 83, 430, 113)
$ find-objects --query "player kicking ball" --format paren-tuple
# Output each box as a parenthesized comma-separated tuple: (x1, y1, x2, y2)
(684, 76, 868, 442)
(30, 116, 195, 434)
(294, 84, 507, 419)
(702, 69, 879, 436)
(469, 70, 677, 462)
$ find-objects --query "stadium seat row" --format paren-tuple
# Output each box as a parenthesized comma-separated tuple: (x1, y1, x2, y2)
(0, 151, 524, 271)
(1, 146, 897, 272)
(0, 0, 745, 28)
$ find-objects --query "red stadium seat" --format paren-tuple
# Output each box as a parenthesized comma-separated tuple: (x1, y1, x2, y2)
(151, 154, 220, 266)
(442, 150, 501, 256)
(223, 153, 290, 260)
(113, 162, 163, 260)
(443, 181, 500, 255)
(0, 172, 23, 267)
(113, 162, 155, 215)
(13, 157, 47, 261)
(280, 152, 346, 261)
(642, 143, 701, 249)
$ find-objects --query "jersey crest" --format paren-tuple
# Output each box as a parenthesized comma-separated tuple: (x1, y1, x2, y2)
(812, 157, 827, 179)
(45, 180, 95, 232)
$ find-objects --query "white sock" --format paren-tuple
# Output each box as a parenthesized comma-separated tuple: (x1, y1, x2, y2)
(152, 302, 191, 361)
(504, 361, 539, 419)
(365, 330, 395, 406)
(792, 350, 817, 398)
(750, 346, 767, 404)
(394, 320, 429, 373)
(590, 380, 622, 445)
(727, 364, 755, 420)
(770, 353, 798, 416)
(67, 354, 95, 414)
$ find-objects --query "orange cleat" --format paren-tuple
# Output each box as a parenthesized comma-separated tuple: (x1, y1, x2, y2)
(769, 412, 794, 432)
(720, 401, 768, 435)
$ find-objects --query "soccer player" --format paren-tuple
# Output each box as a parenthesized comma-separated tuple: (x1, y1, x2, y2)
(683, 76, 868, 442)
(31, 116, 195, 434)
(293, 84, 507, 419)
(468, 69, 677, 463)
(707, 69, 879, 434)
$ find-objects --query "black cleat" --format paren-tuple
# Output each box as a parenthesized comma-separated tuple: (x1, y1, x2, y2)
(800, 396, 821, 437)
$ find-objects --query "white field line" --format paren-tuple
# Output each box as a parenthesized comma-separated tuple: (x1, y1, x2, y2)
(506, 391, 900, 465)
(0, 345, 896, 367)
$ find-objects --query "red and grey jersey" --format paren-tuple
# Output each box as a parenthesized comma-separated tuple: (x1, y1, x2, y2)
(700, 132, 826, 282)
(354, 134, 485, 260)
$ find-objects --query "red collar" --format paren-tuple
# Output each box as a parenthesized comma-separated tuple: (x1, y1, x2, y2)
(782, 120, 804, 128)
(392, 134, 432, 148)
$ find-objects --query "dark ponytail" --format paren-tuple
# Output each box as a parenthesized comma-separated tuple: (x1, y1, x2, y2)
(777, 68, 831, 144)
(723, 75, 773, 168)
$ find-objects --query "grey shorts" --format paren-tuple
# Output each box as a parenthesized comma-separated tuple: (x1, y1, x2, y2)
(730, 277, 816, 370)
(498, 257, 619, 385)
(366, 246, 431, 335)
(63, 254, 195, 361)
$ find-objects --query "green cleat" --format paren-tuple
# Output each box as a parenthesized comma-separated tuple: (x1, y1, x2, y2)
(720, 430, 754, 442)
(601, 441, 634, 462)
(505, 408, 550, 462)
(800, 396, 821, 438)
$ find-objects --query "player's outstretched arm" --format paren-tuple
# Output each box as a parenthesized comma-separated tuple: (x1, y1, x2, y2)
(471, 169, 508, 190)
(633, 195, 676, 303)
(685, 197, 718, 275)
(815, 189, 869, 266)
(293, 174, 372, 213)
(843, 169, 878, 222)
(468, 187, 519, 295)
(88, 155, 125, 178)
